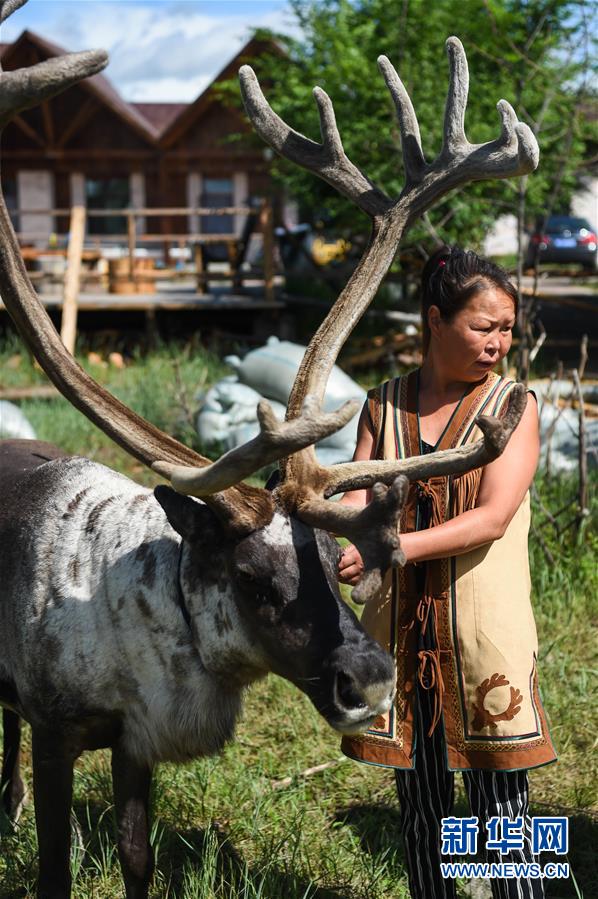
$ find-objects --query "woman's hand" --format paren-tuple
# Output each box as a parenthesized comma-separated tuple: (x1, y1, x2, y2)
(338, 544, 365, 586)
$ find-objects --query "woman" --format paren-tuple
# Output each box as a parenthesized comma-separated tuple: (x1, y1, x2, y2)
(338, 247, 557, 899)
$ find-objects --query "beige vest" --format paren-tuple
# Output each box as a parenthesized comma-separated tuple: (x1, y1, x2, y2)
(342, 370, 557, 771)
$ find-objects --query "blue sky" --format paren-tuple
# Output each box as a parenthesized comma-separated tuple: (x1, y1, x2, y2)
(0, 0, 298, 101)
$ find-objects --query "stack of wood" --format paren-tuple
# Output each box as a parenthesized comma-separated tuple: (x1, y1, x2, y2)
(343, 330, 422, 371)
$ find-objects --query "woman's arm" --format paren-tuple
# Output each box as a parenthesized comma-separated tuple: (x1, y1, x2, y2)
(339, 394, 539, 583)
(337, 403, 375, 584)
(399, 395, 539, 564)
(338, 402, 376, 509)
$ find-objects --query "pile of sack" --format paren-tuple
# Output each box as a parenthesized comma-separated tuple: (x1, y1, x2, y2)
(530, 379, 597, 472)
(197, 337, 365, 465)
(0, 401, 36, 440)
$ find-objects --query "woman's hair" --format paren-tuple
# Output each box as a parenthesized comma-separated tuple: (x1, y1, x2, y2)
(420, 246, 518, 354)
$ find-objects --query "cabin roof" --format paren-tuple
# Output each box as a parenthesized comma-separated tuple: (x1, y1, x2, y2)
(1, 30, 160, 142)
(0, 30, 279, 146)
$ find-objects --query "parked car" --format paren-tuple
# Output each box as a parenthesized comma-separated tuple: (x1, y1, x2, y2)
(525, 215, 597, 270)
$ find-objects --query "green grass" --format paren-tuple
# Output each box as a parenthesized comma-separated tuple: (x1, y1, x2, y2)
(0, 334, 230, 484)
(0, 339, 596, 897)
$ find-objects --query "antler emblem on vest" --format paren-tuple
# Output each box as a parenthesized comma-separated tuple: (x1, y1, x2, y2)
(471, 673, 523, 731)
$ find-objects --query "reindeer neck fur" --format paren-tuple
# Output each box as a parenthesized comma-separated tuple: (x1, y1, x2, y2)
(0, 457, 270, 766)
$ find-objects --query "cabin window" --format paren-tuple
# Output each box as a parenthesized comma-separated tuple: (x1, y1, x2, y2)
(200, 177, 233, 234)
(86, 177, 130, 236)
(2, 175, 19, 231)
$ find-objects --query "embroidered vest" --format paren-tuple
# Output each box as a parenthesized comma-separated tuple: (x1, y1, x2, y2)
(341, 370, 558, 771)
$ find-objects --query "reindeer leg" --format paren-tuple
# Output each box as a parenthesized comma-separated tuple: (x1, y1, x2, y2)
(111, 744, 154, 899)
(32, 728, 76, 899)
(1, 709, 26, 823)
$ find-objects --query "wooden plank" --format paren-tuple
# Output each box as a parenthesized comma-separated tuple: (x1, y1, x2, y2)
(194, 244, 206, 296)
(41, 101, 55, 145)
(13, 206, 254, 217)
(127, 213, 136, 280)
(13, 114, 45, 147)
(56, 97, 97, 149)
(260, 200, 275, 303)
(0, 385, 58, 400)
(60, 205, 86, 354)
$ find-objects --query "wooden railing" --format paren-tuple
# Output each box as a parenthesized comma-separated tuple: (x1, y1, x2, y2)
(11, 201, 276, 350)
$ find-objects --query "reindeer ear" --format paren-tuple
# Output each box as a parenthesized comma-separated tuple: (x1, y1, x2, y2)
(154, 486, 222, 543)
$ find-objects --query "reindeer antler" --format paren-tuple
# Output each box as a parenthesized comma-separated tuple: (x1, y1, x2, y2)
(237, 38, 536, 593)
(0, 6, 537, 596)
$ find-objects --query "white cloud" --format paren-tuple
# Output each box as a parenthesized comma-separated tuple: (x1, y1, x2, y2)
(1, 1, 299, 102)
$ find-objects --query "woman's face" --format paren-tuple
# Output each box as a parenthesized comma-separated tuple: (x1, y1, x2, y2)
(428, 286, 516, 382)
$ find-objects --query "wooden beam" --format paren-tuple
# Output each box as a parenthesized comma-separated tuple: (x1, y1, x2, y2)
(0, 386, 58, 400)
(60, 205, 86, 354)
(0, 149, 156, 161)
(127, 213, 136, 280)
(56, 97, 98, 149)
(12, 115, 45, 147)
(41, 101, 55, 146)
(260, 200, 275, 304)
(9, 206, 254, 217)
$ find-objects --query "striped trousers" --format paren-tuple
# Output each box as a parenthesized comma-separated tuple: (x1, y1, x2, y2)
(394, 682, 545, 899)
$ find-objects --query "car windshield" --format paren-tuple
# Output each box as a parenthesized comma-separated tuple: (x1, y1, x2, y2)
(543, 216, 592, 234)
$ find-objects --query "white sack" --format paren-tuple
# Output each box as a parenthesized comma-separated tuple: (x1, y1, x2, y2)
(225, 337, 365, 449)
(0, 401, 36, 439)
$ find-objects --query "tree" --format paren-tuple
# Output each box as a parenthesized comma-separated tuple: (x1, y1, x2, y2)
(226, 0, 596, 252)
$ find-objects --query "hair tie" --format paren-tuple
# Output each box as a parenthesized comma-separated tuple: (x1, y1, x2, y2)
(438, 260, 446, 268)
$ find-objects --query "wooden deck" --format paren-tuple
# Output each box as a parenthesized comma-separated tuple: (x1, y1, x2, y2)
(0, 288, 286, 314)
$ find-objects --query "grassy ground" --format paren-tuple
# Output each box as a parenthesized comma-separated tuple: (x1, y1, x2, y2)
(0, 339, 596, 898)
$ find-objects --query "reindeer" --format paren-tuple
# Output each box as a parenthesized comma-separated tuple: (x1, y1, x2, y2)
(0, 1, 537, 896)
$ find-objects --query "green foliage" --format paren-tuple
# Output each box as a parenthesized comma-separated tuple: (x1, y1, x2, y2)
(223, 0, 596, 248)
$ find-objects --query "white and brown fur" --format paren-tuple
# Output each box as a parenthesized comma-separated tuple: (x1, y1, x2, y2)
(0, 440, 395, 898)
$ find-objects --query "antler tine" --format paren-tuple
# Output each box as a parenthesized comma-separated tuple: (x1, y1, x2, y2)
(0, 0, 26, 23)
(377, 55, 426, 184)
(0, 52, 109, 128)
(442, 36, 469, 156)
(312, 86, 344, 157)
(297, 476, 409, 604)
(153, 396, 360, 498)
(239, 64, 392, 217)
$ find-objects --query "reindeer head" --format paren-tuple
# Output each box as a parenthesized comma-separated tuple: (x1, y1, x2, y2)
(0, 0, 535, 731)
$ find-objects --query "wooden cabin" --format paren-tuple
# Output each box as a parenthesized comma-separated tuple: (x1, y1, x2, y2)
(0, 30, 283, 245)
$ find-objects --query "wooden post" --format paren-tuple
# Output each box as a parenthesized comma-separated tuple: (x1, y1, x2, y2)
(127, 212, 136, 283)
(261, 199, 275, 303)
(60, 205, 86, 354)
(194, 243, 206, 295)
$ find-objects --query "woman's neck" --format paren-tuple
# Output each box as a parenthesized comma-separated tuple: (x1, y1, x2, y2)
(418, 354, 476, 401)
